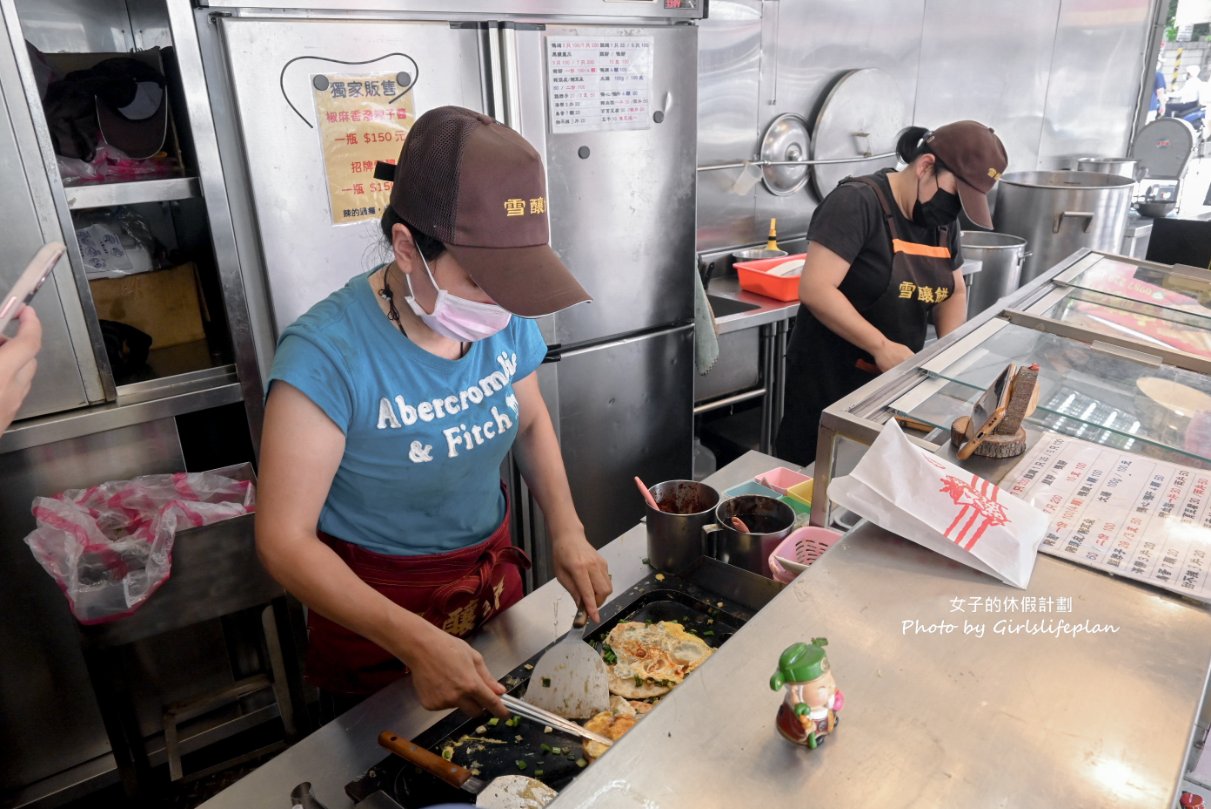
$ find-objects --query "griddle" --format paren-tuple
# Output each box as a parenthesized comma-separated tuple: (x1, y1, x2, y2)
(345, 558, 779, 808)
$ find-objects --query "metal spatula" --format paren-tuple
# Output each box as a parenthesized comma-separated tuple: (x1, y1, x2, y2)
(522, 607, 610, 720)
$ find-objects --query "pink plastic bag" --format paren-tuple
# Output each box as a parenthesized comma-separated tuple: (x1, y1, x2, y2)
(23, 464, 256, 624)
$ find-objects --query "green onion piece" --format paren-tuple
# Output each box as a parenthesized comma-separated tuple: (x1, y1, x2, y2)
(534, 769, 544, 777)
(441, 747, 454, 761)
(487, 718, 499, 727)
(540, 743, 552, 754)
(703, 629, 715, 636)
(541, 677, 551, 688)
(576, 758, 587, 768)
(516, 760, 527, 770)
(602, 644, 618, 665)
(550, 746, 563, 755)
(633, 675, 644, 687)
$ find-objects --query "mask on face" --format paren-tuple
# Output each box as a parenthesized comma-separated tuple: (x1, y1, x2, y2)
(403, 252, 512, 342)
(912, 172, 963, 229)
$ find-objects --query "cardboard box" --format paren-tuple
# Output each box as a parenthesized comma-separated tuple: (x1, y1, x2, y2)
(90, 263, 205, 349)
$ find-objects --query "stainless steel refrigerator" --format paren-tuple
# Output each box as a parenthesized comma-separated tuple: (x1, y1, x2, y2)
(197, 0, 701, 582)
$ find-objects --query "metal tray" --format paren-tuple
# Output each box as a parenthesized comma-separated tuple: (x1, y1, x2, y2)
(346, 559, 777, 807)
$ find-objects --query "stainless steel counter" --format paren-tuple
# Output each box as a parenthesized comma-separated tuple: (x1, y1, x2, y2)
(197, 453, 782, 809)
(201, 448, 1211, 809)
(550, 522, 1211, 809)
(705, 275, 799, 335)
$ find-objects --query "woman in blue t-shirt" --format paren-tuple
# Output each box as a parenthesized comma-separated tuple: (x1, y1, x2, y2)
(256, 107, 611, 719)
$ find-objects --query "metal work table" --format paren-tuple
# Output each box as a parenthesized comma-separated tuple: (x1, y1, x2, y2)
(197, 453, 779, 809)
(705, 275, 799, 335)
(202, 448, 1211, 809)
(696, 276, 798, 452)
(549, 526, 1211, 809)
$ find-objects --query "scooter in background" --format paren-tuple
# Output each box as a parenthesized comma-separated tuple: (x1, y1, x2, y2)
(1166, 104, 1209, 139)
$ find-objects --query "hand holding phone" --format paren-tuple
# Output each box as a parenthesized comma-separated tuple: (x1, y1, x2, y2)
(0, 242, 65, 336)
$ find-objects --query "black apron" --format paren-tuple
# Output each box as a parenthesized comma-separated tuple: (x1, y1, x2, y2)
(775, 175, 956, 465)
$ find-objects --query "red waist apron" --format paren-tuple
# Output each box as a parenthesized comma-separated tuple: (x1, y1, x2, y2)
(306, 487, 530, 696)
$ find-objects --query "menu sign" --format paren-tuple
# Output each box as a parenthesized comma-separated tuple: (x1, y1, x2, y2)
(312, 73, 415, 225)
(546, 36, 652, 134)
(1005, 433, 1211, 603)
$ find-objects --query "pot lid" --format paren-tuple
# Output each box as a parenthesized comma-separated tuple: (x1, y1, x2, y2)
(759, 112, 811, 196)
(1131, 118, 1196, 180)
(809, 68, 907, 200)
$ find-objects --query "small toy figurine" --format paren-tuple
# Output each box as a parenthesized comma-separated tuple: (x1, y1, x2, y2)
(769, 638, 844, 749)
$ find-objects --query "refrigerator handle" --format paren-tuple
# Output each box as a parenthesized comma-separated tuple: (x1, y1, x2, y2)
(543, 344, 562, 364)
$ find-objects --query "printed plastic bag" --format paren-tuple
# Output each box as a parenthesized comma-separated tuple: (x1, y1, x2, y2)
(828, 420, 1048, 588)
(23, 464, 256, 624)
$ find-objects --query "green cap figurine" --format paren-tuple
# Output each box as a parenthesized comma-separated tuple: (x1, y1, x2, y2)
(771, 638, 843, 750)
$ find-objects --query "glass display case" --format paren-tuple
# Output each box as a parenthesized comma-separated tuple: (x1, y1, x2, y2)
(813, 249, 1211, 527)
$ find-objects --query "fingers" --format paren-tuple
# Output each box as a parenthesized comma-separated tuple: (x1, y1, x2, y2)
(570, 567, 601, 623)
(472, 656, 508, 717)
(15, 306, 42, 351)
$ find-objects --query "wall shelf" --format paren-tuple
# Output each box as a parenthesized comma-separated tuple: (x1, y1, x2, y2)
(65, 177, 201, 210)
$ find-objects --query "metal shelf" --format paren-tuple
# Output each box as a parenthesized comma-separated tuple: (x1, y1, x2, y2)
(65, 177, 201, 210)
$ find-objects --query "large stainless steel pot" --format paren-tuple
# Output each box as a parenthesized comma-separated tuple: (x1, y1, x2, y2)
(959, 231, 1028, 316)
(1075, 157, 1139, 180)
(993, 171, 1133, 284)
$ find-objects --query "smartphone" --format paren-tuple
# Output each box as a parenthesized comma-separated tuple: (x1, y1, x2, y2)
(958, 363, 1015, 460)
(0, 242, 66, 335)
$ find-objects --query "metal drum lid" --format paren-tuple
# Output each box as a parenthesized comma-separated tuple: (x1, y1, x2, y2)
(809, 68, 907, 200)
(1131, 117, 1196, 180)
(759, 112, 811, 196)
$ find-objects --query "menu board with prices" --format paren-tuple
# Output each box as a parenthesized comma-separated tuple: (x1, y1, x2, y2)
(311, 73, 415, 225)
(1005, 432, 1211, 603)
(546, 36, 652, 134)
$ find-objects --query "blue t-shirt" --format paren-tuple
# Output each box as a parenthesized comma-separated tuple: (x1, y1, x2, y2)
(268, 269, 548, 555)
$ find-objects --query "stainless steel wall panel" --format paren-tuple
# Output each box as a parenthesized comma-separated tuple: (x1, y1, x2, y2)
(512, 24, 699, 347)
(696, 0, 925, 253)
(696, 0, 1156, 256)
(915, 0, 1059, 175)
(0, 420, 183, 792)
(214, 16, 488, 333)
(1038, 0, 1154, 166)
(695, 1, 761, 252)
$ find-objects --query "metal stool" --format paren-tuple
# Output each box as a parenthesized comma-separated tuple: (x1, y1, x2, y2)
(77, 512, 308, 801)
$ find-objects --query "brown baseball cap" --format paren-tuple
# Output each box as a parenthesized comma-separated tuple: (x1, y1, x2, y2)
(384, 106, 590, 317)
(923, 121, 1008, 229)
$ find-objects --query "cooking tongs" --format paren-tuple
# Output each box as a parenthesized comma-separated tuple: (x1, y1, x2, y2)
(500, 694, 613, 748)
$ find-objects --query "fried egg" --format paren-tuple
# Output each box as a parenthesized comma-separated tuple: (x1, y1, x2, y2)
(582, 698, 655, 761)
(604, 621, 713, 698)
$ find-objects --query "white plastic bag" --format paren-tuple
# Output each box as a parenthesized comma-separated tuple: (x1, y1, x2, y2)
(23, 465, 256, 624)
(828, 420, 1048, 588)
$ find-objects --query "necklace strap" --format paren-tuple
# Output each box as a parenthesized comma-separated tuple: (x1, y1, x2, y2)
(378, 265, 469, 358)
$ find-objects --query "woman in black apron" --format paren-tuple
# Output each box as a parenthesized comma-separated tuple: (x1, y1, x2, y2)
(776, 121, 1008, 465)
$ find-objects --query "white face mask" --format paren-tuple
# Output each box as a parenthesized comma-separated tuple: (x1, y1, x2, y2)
(403, 252, 512, 343)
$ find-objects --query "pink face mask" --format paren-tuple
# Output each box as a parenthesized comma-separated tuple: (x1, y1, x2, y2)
(404, 253, 512, 342)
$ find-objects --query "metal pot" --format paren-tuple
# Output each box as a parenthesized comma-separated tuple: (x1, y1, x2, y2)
(1075, 157, 1139, 181)
(993, 171, 1134, 284)
(959, 231, 1028, 316)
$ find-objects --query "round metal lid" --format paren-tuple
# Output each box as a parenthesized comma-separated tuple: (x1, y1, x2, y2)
(809, 68, 907, 200)
(1131, 118, 1196, 179)
(759, 113, 811, 196)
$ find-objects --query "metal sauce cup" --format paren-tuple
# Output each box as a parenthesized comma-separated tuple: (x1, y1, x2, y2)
(645, 480, 721, 574)
(703, 495, 795, 578)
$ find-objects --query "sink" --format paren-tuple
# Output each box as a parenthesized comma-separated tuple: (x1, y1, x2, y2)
(707, 295, 761, 317)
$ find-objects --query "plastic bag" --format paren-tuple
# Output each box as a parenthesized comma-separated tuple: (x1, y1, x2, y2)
(23, 465, 256, 624)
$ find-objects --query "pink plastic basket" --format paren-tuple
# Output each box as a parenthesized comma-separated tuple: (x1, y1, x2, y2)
(768, 527, 843, 584)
